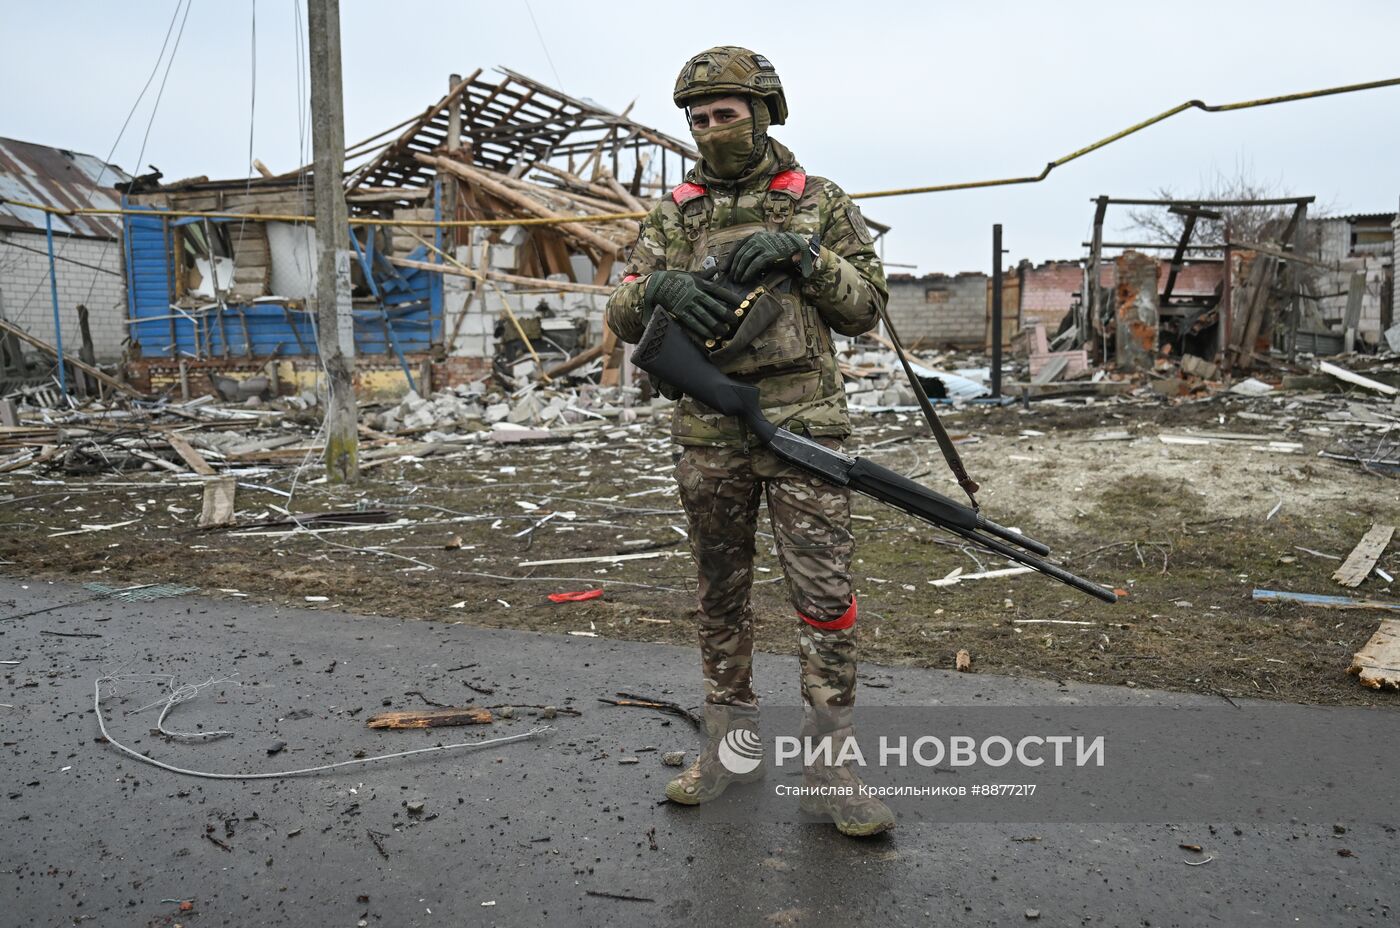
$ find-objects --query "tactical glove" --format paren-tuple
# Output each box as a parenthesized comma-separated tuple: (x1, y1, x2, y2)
(644, 270, 735, 340)
(730, 231, 816, 284)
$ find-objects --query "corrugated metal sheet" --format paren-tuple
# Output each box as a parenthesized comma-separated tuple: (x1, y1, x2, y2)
(0, 137, 130, 239)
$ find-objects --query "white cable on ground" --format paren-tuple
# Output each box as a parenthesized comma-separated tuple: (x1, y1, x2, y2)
(94, 673, 550, 780)
(130, 672, 239, 740)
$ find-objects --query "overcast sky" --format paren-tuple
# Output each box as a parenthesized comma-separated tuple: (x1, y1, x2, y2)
(5, 1, 1398, 272)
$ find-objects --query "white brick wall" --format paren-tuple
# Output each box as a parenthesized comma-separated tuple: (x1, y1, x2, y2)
(885, 274, 987, 347)
(0, 231, 129, 361)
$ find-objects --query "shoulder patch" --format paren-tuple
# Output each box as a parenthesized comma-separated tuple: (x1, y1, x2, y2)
(768, 170, 806, 198)
(846, 203, 874, 245)
(670, 182, 707, 206)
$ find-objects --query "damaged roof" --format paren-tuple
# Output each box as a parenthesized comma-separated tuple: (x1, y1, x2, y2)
(0, 137, 131, 239)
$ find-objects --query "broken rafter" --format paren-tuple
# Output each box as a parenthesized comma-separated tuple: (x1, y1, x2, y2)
(344, 68, 483, 191)
(345, 66, 694, 201)
(418, 153, 626, 256)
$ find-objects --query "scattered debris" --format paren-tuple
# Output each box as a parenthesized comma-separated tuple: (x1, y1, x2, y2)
(93, 672, 546, 780)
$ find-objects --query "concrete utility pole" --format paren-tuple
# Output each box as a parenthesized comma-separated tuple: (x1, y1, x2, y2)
(308, 0, 358, 481)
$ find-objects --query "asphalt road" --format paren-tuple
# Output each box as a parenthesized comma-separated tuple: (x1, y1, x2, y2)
(1, 577, 1394, 927)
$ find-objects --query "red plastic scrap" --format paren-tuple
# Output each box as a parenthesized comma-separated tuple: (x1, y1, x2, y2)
(548, 589, 604, 603)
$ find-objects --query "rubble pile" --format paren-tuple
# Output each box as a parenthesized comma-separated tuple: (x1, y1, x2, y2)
(366, 382, 656, 437)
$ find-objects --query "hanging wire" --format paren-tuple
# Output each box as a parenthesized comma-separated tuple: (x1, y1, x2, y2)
(523, 0, 565, 93)
(11, 0, 189, 322)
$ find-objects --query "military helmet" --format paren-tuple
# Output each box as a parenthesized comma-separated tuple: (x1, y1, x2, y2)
(673, 46, 788, 125)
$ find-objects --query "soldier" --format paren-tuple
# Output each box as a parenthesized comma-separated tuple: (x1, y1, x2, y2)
(605, 46, 895, 837)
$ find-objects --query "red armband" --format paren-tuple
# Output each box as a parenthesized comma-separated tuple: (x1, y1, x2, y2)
(798, 596, 856, 631)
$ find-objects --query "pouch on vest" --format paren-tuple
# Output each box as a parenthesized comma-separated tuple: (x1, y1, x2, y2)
(687, 222, 821, 379)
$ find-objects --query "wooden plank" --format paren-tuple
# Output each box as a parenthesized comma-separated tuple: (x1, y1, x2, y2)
(198, 475, 237, 528)
(1251, 588, 1400, 613)
(1342, 271, 1365, 353)
(599, 323, 621, 387)
(366, 707, 494, 729)
(1349, 619, 1400, 690)
(166, 431, 217, 476)
(542, 342, 604, 379)
(0, 317, 139, 396)
(1031, 354, 1069, 385)
(1332, 524, 1394, 588)
(1318, 360, 1398, 397)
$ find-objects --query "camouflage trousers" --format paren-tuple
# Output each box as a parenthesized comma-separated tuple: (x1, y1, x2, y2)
(675, 441, 858, 710)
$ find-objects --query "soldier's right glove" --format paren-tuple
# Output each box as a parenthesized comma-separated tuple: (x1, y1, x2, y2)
(644, 270, 734, 340)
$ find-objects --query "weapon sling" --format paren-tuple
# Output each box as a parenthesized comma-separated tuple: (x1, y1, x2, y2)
(872, 301, 981, 508)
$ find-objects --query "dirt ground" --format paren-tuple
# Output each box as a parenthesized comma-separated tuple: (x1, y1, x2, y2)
(3, 388, 1397, 707)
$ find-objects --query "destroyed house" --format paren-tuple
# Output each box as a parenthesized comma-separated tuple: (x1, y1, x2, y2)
(119, 68, 702, 395)
(122, 175, 441, 363)
(0, 138, 130, 371)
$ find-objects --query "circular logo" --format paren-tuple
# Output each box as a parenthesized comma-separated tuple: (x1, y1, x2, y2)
(717, 726, 763, 775)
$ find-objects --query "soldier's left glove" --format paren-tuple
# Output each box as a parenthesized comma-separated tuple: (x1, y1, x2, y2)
(731, 231, 819, 285)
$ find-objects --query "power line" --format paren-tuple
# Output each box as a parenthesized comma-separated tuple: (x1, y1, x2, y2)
(9, 0, 188, 324)
(523, 0, 565, 93)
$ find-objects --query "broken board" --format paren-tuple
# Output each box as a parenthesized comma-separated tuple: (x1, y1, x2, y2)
(1348, 619, 1400, 690)
(198, 476, 237, 528)
(1332, 523, 1394, 588)
(367, 707, 494, 729)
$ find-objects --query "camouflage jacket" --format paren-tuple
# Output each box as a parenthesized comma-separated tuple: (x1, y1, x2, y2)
(605, 139, 887, 448)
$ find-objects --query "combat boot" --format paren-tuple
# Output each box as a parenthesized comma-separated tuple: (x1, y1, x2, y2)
(798, 707, 896, 837)
(665, 703, 765, 805)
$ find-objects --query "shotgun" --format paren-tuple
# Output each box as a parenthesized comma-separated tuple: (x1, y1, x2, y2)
(632, 311, 1118, 604)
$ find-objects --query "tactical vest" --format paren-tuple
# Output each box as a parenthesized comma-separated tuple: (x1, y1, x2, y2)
(667, 170, 832, 380)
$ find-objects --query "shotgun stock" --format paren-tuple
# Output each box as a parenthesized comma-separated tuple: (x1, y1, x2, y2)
(632, 311, 1117, 604)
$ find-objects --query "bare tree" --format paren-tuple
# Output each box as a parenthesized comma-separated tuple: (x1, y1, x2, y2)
(1124, 163, 1327, 252)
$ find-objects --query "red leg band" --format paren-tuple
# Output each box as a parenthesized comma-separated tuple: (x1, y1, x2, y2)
(799, 596, 857, 631)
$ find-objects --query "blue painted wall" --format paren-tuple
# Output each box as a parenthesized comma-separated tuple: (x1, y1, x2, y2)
(121, 201, 442, 359)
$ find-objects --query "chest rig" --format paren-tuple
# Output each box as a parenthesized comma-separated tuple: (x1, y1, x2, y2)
(669, 170, 830, 379)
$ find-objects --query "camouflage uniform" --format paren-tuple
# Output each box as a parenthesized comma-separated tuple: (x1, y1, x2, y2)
(605, 144, 886, 711)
